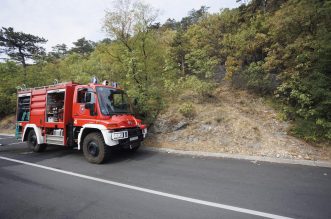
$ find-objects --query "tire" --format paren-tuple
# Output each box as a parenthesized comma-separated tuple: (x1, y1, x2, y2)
(83, 132, 110, 164)
(27, 130, 46, 152)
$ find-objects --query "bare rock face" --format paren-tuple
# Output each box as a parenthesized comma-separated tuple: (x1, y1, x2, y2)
(151, 116, 189, 134)
(150, 119, 171, 133)
(172, 121, 189, 131)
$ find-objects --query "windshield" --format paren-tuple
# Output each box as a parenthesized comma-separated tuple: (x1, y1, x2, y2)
(96, 87, 133, 115)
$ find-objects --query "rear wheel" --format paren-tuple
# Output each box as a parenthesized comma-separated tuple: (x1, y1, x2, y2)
(83, 132, 110, 164)
(27, 130, 46, 152)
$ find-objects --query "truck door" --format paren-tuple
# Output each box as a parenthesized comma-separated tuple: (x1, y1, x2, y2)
(73, 86, 97, 122)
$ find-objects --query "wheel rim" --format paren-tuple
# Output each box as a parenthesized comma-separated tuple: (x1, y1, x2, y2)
(87, 141, 99, 157)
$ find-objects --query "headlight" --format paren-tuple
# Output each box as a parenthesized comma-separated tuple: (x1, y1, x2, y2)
(111, 131, 128, 140)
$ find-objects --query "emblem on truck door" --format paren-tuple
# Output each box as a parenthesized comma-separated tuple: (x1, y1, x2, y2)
(79, 105, 85, 114)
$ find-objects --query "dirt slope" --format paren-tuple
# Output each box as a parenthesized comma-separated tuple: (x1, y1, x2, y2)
(0, 115, 15, 134)
(144, 84, 331, 161)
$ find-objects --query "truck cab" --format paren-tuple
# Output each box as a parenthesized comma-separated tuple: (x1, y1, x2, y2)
(16, 81, 147, 164)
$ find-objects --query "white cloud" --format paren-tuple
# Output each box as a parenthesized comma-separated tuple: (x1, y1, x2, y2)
(0, 0, 239, 51)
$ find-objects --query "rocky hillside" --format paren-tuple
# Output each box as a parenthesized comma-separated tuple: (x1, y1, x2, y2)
(0, 115, 15, 134)
(144, 84, 331, 161)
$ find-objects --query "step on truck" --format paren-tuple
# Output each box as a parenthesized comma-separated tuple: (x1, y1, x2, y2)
(16, 80, 147, 164)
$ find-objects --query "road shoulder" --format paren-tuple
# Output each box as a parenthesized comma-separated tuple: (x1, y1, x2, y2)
(143, 146, 331, 168)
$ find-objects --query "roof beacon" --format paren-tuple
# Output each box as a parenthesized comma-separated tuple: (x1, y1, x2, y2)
(112, 82, 119, 88)
(102, 80, 109, 86)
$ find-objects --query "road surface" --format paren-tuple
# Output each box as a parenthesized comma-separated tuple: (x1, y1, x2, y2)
(0, 134, 330, 219)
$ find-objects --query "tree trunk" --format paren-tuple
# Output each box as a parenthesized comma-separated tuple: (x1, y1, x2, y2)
(19, 47, 27, 80)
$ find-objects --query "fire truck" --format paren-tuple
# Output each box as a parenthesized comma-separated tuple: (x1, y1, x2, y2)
(15, 80, 147, 164)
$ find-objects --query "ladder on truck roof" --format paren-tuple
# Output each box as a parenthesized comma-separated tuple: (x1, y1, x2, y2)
(17, 81, 77, 92)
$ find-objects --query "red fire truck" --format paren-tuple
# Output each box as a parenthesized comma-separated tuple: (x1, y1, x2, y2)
(16, 80, 147, 164)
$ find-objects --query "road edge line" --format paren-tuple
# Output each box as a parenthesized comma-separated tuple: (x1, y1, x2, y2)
(0, 133, 15, 137)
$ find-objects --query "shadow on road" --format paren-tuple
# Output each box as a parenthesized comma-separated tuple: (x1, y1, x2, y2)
(0, 141, 156, 166)
(107, 147, 156, 164)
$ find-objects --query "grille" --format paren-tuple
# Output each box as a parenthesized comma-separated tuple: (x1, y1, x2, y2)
(118, 127, 143, 145)
(127, 127, 142, 137)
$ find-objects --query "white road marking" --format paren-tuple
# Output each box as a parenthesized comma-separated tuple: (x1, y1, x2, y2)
(0, 137, 16, 140)
(0, 134, 15, 137)
(20, 152, 34, 155)
(0, 156, 293, 219)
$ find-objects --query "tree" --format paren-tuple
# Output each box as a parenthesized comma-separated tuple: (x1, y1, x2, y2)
(167, 6, 210, 76)
(103, 0, 176, 123)
(49, 43, 68, 59)
(70, 37, 95, 56)
(180, 6, 209, 30)
(103, 0, 158, 87)
(0, 27, 47, 76)
(0, 61, 23, 116)
(162, 18, 179, 30)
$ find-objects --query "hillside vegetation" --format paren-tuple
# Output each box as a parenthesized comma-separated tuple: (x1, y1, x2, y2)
(145, 82, 331, 160)
(0, 0, 330, 144)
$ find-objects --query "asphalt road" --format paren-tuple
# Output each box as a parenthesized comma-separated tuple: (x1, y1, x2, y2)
(0, 134, 331, 219)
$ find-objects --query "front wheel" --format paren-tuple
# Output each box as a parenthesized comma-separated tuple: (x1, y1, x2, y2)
(83, 132, 110, 164)
(27, 130, 46, 152)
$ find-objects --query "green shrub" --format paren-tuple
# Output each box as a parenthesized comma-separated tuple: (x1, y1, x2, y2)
(290, 118, 319, 142)
(242, 61, 275, 95)
(181, 75, 214, 99)
(178, 103, 195, 118)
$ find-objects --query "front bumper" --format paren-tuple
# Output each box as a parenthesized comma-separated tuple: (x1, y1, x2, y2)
(103, 127, 146, 147)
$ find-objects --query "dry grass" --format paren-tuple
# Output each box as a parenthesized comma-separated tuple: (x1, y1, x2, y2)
(0, 114, 15, 134)
(145, 83, 331, 161)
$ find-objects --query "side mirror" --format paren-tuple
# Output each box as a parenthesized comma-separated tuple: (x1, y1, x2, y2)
(85, 92, 92, 103)
(85, 103, 96, 116)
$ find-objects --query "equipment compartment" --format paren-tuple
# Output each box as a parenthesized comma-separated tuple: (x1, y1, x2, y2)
(17, 95, 31, 121)
(46, 90, 65, 122)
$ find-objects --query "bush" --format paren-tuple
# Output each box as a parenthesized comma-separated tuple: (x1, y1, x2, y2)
(178, 103, 195, 118)
(181, 75, 214, 99)
(290, 118, 321, 142)
(0, 62, 22, 117)
(127, 87, 164, 125)
(242, 61, 276, 95)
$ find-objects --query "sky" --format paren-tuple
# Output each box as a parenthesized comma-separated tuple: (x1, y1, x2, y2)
(0, 0, 240, 51)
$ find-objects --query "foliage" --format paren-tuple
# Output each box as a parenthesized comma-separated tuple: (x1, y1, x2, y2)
(102, 0, 176, 124)
(0, 62, 23, 116)
(180, 75, 214, 99)
(70, 38, 95, 56)
(178, 102, 195, 118)
(48, 44, 68, 60)
(242, 61, 275, 94)
(0, 27, 47, 71)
